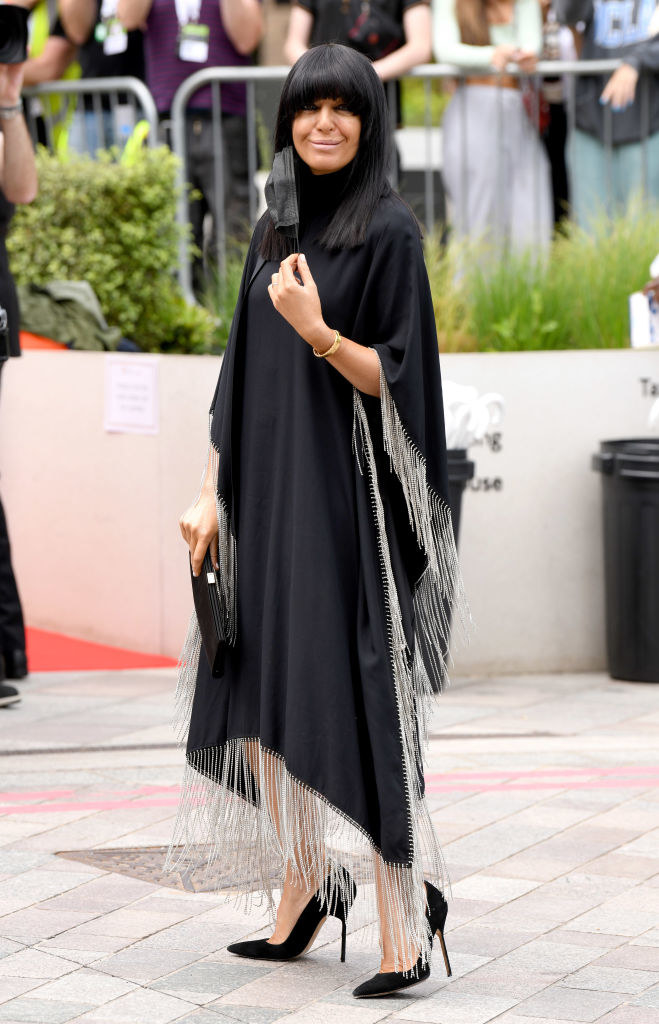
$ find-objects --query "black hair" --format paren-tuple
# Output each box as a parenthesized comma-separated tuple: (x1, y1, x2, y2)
(260, 44, 392, 260)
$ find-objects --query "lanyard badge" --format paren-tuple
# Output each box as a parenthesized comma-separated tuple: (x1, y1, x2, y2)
(175, 0, 210, 63)
(178, 22, 210, 62)
(95, 0, 128, 54)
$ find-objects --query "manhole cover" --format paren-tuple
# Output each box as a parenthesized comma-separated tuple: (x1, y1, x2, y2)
(56, 846, 376, 892)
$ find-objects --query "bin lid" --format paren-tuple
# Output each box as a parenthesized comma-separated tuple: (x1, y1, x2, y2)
(592, 438, 659, 479)
(447, 448, 476, 482)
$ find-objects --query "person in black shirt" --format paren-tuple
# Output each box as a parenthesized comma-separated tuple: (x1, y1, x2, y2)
(284, 0, 431, 86)
(58, 0, 145, 153)
(0, 58, 38, 706)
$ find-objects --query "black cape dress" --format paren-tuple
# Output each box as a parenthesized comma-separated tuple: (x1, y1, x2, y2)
(169, 169, 467, 969)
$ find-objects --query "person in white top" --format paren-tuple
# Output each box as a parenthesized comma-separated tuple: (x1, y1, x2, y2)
(433, 0, 553, 255)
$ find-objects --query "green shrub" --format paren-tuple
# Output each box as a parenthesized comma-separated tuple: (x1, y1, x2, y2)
(428, 201, 659, 351)
(7, 145, 221, 353)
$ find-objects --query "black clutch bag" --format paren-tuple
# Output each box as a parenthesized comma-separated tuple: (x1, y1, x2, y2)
(190, 552, 225, 678)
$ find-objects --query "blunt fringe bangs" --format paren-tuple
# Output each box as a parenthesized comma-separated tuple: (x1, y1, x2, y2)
(260, 44, 392, 260)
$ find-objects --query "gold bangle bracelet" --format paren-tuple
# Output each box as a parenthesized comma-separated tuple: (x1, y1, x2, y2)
(313, 329, 341, 359)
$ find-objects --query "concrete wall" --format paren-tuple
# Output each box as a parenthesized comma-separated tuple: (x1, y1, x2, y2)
(2, 348, 658, 673)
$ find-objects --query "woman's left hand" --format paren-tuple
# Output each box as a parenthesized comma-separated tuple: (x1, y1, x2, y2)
(268, 253, 328, 349)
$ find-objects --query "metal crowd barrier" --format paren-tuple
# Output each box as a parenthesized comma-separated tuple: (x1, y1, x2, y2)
(23, 77, 159, 153)
(169, 60, 653, 299)
(22, 64, 654, 299)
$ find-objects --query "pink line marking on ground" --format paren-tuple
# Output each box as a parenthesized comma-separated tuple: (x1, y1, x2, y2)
(425, 779, 659, 792)
(1, 767, 658, 817)
(0, 797, 182, 816)
(424, 766, 659, 782)
(0, 790, 76, 802)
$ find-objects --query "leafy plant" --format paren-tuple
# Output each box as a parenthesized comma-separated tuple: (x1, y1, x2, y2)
(7, 145, 219, 353)
(428, 201, 659, 352)
(401, 78, 450, 127)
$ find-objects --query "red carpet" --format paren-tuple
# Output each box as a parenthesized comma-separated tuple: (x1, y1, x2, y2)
(25, 627, 177, 672)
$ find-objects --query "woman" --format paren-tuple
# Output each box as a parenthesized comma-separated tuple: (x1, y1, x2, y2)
(171, 44, 466, 998)
(433, 0, 553, 254)
(0, 54, 37, 706)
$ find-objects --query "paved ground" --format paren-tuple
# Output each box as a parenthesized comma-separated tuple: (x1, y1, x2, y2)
(0, 667, 658, 1024)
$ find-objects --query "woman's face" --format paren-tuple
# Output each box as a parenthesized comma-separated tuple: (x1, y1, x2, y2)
(292, 98, 361, 175)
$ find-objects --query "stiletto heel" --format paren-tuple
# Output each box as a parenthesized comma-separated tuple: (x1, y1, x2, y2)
(436, 928, 452, 977)
(353, 880, 450, 998)
(425, 880, 452, 978)
(228, 864, 357, 963)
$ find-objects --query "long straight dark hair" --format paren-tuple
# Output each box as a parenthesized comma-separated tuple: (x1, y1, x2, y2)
(260, 44, 392, 261)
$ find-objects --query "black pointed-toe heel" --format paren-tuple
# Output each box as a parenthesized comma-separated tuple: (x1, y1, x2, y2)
(353, 954, 430, 998)
(352, 880, 451, 999)
(227, 865, 357, 963)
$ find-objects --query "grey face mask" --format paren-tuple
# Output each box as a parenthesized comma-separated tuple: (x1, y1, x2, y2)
(264, 146, 299, 248)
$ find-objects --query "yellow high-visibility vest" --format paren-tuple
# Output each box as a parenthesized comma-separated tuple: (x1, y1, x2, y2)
(29, 0, 81, 154)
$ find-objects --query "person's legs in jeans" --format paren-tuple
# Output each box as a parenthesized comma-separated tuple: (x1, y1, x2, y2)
(0, 364, 26, 679)
(186, 112, 252, 295)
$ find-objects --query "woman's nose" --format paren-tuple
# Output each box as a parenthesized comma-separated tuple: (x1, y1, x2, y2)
(316, 104, 334, 130)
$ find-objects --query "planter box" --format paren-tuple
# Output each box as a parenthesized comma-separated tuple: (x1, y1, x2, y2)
(1, 348, 657, 674)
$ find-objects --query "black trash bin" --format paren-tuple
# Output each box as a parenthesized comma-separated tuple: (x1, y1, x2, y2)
(447, 448, 475, 546)
(592, 438, 659, 682)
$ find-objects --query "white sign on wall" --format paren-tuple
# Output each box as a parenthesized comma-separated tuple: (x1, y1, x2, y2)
(104, 355, 159, 435)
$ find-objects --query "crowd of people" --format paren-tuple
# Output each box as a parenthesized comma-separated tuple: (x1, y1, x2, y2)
(11, 0, 659, 255)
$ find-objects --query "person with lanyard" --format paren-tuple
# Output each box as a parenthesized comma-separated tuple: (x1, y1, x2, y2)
(58, 0, 145, 154)
(0, 52, 38, 707)
(118, 0, 263, 292)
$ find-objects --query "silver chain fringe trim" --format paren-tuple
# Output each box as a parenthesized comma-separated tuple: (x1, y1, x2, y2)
(165, 737, 447, 971)
(168, 374, 467, 972)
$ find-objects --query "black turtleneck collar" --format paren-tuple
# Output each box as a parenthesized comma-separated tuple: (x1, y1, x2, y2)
(298, 160, 353, 224)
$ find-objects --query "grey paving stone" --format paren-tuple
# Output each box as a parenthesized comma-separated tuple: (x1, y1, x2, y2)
(497, 938, 606, 974)
(65, 987, 196, 1022)
(0, 948, 78, 980)
(0, 939, 23, 961)
(543, 929, 627, 950)
(515, 983, 624, 1021)
(600, 943, 659, 971)
(150, 962, 274, 1002)
(26, 968, 137, 1004)
(449, 964, 562, 999)
(633, 982, 659, 1009)
(0, 999, 95, 1023)
(179, 1008, 283, 1023)
(96, 947, 201, 984)
(0, 853, 53, 876)
(562, 964, 659, 994)
(445, 925, 535, 958)
(596, 1006, 659, 1024)
(383, 989, 518, 1023)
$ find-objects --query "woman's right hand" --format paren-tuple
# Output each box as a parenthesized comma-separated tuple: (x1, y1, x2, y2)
(179, 489, 219, 577)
